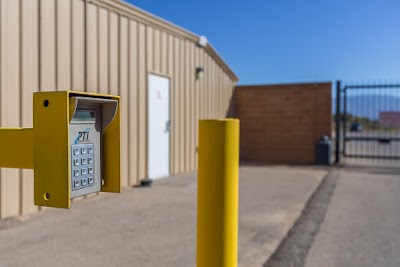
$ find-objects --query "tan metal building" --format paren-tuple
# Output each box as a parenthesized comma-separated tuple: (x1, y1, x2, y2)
(0, 0, 238, 219)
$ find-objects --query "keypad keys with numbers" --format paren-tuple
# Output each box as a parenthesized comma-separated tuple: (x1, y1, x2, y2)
(71, 144, 95, 191)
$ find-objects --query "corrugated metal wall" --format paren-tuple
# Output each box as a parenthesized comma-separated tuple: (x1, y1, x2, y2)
(0, 0, 237, 219)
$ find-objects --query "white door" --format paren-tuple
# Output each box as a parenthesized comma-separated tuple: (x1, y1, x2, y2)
(148, 74, 170, 179)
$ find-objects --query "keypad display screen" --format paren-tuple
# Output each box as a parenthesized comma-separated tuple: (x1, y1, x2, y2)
(71, 111, 96, 122)
(71, 143, 95, 191)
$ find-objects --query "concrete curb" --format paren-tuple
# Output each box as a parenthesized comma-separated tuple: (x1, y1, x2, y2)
(264, 169, 338, 267)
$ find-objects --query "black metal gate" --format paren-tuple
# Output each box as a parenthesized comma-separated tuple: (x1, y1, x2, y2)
(335, 81, 400, 163)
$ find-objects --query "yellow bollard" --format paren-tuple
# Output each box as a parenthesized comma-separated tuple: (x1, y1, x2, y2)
(197, 119, 240, 267)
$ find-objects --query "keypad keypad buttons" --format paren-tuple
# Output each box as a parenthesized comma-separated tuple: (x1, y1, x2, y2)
(71, 143, 95, 191)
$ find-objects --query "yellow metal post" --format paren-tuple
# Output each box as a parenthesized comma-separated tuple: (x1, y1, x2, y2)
(197, 119, 240, 267)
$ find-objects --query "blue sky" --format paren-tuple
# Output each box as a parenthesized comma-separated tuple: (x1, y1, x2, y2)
(126, 0, 400, 85)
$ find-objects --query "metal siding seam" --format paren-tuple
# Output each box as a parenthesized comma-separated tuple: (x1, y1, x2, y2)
(134, 20, 139, 184)
(161, 31, 166, 74)
(127, 18, 131, 185)
(86, 3, 97, 92)
(195, 46, 200, 169)
(213, 57, 216, 117)
(0, 0, 21, 218)
(19, 0, 23, 216)
(108, 12, 118, 96)
(143, 23, 147, 180)
(184, 40, 189, 171)
(190, 42, 195, 171)
(172, 37, 178, 174)
(107, 9, 110, 94)
(37, 0, 42, 213)
(168, 35, 174, 174)
(175, 38, 179, 172)
(70, 0, 73, 91)
(178, 38, 184, 172)
(96, 4, 100, 92)
(19, 0, 24, 215)
(219, 67, 222, 117)
(213, 57, 216, 116)
(199, 49, 204, 119)
(120, 16, 128, 187)
(83, 0, 87, 91)
(205, 54, 209, 119)
(153, 28, 156, 73)
(99, 7, 109, 94)
(144, 24, 149, 180)
(189, 41, 192, 170)
(38, 0, 41, 92)
(0, 0, 3, 218)
(177, 37, 181, 173)
(210, 56, 213, 117)
(117, 14, 120, 96)
(21, 0, 39, 215)
(138, 23, 146, 180)
(167, 34, 172, 173)
(55, 0, 58, 90)
(182, 40, 187, 171)
(134, 21, 140, 183)
(206, 55, 210, 119)
(187, 41, 191, 171)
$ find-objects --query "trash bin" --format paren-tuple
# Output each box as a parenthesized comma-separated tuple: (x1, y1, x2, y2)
(316, 135, 331, 165)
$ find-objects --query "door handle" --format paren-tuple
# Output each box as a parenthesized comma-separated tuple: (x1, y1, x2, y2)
(165, 120, 170, 133)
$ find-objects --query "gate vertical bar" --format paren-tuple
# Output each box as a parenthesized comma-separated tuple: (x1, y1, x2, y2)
(335, 80, 341, 163)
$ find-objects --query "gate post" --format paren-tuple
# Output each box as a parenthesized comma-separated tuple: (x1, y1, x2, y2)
(335, 80, 341, 163)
